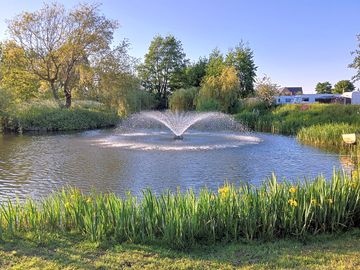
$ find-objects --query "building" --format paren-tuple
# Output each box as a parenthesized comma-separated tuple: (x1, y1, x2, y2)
(341, 91, 360, 104)
(280, 87, 303, 96)
(274, 94, 341, 105)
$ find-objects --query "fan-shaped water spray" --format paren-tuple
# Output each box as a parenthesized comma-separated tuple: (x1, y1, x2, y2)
(93, 111, 260, 151)
(124, 111, 247, 138)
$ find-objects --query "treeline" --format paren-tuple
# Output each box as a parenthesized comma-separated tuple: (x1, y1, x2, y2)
(0, 2, 259, 118)
(138, 37, 257, 113)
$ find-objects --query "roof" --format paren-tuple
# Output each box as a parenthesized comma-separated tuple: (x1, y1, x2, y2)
(280, 87, 303, 94)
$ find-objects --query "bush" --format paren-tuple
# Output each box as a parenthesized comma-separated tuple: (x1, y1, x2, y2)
(169, 87, 198, 111)
(196, 96, 221, 111)
(3, 100, 119, 132)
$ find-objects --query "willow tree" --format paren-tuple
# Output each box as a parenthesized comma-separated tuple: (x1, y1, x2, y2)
(7, 2, 117, 107)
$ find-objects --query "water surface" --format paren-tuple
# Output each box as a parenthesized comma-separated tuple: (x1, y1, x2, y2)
(0, 129, 349, 201)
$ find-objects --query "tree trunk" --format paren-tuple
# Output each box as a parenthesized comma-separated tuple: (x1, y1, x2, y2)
(64, 84, 72, 108)
(50, 81, 60, 101)
(65, 91, 71, 108)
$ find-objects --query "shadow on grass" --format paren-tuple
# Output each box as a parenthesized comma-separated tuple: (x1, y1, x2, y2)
(1, 230, 360, 269)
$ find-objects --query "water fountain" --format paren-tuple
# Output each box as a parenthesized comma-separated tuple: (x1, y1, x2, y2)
(94, 111, 261, 151)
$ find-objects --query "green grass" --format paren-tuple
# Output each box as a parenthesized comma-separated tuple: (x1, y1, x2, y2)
(1, 171, 360, 248)
(1, 100, 119, 133)
(1, 229, 360, 269)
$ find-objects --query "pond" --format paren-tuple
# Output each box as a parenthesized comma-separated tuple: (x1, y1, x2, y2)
(0, 127, 351, 201)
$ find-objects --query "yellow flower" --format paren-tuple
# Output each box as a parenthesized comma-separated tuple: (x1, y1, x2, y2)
(350, 182, 357, 189)
(327, 198, 333, 204)
(311, 199, 317, 205)
(64, 202, 71, 209)
(218, 186, 230, 197)
(86, 197, 92, 204)
(289, 186, 297, 194)
(352, 170, 359, 179)
(288, 199, 298, 207)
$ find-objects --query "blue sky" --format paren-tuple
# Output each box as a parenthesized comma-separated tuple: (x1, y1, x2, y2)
(0, 0, 359, 93)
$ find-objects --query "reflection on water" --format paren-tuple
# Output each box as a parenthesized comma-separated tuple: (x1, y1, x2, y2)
(0, 129, 350, 201)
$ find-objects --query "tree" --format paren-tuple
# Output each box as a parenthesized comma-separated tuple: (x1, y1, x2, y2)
(138, 35, 186, 109)
(78, 41, 153, 115)
(225, 42, 257, 98)
(0, 41, 40, 101)
(183, 57, 208, 88)
(349, 34, 360, 82)
(333, 80, 355, 94)
(205, 48, 224, 77)
(255, 75, 280, 106)
(197, 66, 240, 113)
(315, 82, 332, 94)
(7, 2, 118, 108)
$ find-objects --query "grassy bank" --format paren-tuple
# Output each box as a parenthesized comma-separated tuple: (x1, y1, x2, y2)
(1, 172, 360, 248)
(1, 230, 360, 269)
(236, 103, 360, 150)
(1, 100, 119, 133)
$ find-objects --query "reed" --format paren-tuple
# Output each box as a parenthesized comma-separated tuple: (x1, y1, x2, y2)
(297, 123, 360, 149)
(1, 171, 360, 247)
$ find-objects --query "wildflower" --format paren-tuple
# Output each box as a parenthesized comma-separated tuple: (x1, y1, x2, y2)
(311, 199, 317, 205)
(350, 182, 357, 189)
(288, 199, 298, 207)
(328, 198, 333, 204)
(352, 170, 359, 180)
(86, 197, 92, 204)
(289, 186, 297, 194)
(64, 202, 71, 209)
(218, 186, 230, 197)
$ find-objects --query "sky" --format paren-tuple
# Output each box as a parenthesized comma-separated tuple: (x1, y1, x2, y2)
(0, 0, 359, 93)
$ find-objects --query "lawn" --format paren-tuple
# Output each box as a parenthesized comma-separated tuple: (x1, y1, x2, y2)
(1, 230, 360, 269)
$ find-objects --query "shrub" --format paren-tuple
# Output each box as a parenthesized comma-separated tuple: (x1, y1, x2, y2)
(196, 96, 221, 111)
(169, 87, 198, 111)
(3, 100, 118, 132)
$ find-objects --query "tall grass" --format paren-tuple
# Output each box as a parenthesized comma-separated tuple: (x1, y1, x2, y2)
(236, 104, 360, 135)
(297, 123, 360, 149)
(1, 172, 360, 247)
(2, 100, 119, 132)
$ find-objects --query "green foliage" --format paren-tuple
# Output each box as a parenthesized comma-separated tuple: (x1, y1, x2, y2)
(297, 123, 360, 149)
(225, 42, 257, 98)
(255, 75, 280, 106)
(183, 57, 208, 88)
(169, 87, 198, 111)
(349, 34, 360, 82)
(7, 2, 118, 108)
(198, 66, 240, 113)
(138, 35, 187, 109)
(3, 100, 118, 132)
(315, 82, 332, 94)
(333, 80, 355, 94)
(196, 96, 221, 111)
(205, 48, 225, 77)
(236, 104, 360, 135)
(1, 172, 360, 248)
(0, 41, 40, 101)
